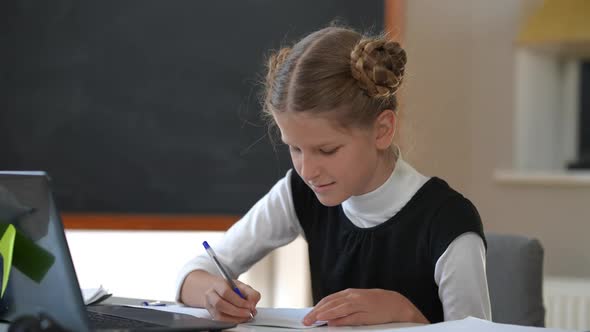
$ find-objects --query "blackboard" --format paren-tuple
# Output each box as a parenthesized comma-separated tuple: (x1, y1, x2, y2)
(0, 0, 384, 214)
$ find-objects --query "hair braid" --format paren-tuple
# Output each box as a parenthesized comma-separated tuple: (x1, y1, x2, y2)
(265, 47, 292, 91)
(350, 38, 406, 98)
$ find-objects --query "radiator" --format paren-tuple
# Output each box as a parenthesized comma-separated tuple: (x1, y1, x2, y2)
(544, 276, 590, 330)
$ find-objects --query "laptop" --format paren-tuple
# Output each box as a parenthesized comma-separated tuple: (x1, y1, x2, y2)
(0, 171, 236, 331)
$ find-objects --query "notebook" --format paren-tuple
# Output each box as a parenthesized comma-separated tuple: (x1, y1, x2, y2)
(126, 305, 328, 329)
(0, 171, 236, 331)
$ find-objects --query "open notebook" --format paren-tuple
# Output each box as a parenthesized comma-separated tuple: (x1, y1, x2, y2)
(128, 305, 326, 329)
(81, 285, 112, 305)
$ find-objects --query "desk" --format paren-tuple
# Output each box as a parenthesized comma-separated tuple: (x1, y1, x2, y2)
(227, 323, 422, 332)
(0, 321, 421, 332)
(101, 298, 575, 332)
(101, 297, 422, 331)
(0, 297, 571, 332)
(109, 298, 566, 332)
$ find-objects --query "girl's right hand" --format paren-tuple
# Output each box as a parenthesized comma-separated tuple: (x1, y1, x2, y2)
(204, 277, 260, 323)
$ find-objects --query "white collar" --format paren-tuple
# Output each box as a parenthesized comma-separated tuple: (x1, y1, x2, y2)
(341, 158, 429, 228)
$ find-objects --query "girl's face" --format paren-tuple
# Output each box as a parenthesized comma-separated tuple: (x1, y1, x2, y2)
(274, 110, 394, 206)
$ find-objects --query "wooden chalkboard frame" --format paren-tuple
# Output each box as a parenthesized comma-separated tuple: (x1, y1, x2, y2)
(61, 0, 404, 230)
(62, 213, 236, 230)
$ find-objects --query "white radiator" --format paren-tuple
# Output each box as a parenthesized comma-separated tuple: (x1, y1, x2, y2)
(544, 276, 590, 330)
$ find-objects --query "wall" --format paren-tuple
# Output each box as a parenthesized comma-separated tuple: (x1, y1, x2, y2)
(65, 230, 310, 307)
(402, 0, 590, 277)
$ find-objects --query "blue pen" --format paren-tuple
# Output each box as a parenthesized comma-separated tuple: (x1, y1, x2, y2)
(141, 301, 166, 306)
(203, 241, 255, 320)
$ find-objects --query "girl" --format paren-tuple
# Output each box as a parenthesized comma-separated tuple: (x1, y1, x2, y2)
(175, 26, 491, 326)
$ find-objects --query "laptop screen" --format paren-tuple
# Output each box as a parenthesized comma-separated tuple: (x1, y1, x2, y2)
(0, 171, 89, 331)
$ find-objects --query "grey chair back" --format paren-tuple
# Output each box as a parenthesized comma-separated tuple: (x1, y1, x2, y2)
(485, 233, 545, 327)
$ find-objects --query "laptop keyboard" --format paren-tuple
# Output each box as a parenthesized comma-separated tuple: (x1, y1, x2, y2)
(87, 310, 161, 329)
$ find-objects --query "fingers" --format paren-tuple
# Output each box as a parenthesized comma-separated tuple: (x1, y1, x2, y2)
(306, 289, 428, 326)
(205, 288, 252, 322)
(205, 280, 258, 323)
(235, 280, 261, 311)
(303, 294, 361, 325)
(317, 301, 359, 321)
(304, 300, 357, 325)
(326, 312, 370, 326)
(303, 289, 370, 326)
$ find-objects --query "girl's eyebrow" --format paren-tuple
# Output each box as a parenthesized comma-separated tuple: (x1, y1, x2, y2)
(281, 138, 340, 149)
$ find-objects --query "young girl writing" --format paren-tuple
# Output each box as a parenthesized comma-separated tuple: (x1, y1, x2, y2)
(175, 26, 491, 326)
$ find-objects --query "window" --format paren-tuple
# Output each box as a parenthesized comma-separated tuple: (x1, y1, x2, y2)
(568, 62, 590, 170)
(495, 52, 590, 186)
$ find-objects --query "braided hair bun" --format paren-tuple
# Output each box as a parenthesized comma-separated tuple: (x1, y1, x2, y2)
(350, 39, 407, 98)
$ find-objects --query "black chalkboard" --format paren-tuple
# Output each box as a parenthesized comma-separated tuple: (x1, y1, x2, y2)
(0, 0, 384, 214)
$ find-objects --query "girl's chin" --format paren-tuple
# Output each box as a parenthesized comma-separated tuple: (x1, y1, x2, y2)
(314, 193, 347, 207)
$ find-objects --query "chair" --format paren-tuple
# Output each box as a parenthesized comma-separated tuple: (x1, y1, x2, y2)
(485, 233, 545, 327)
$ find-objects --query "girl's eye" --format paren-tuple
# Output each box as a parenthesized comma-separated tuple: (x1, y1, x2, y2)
(289, 146, 301, 153)
(320, 147, 339, 155)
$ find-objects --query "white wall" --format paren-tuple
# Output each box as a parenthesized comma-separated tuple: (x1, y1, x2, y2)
(402, 0, 590, 277)
(66, 230, 310, 307)
(66, 230, 221, 302)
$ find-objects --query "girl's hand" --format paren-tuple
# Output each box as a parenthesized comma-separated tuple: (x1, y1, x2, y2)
(302, 288, 429, 326)
(204, 278, 260, 323)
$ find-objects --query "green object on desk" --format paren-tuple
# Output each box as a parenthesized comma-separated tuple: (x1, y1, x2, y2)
(0, 223, 15, 298)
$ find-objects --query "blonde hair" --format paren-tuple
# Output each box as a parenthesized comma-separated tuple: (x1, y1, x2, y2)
(262, 26, 406, 128)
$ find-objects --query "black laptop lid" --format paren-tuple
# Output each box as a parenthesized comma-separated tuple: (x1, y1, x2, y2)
(0, 171, 90, 331)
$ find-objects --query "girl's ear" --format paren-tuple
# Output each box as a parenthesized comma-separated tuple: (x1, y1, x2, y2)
(373, 109, 396, 150)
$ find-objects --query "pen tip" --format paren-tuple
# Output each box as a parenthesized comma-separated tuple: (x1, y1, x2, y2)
(203, 241, 210, 249)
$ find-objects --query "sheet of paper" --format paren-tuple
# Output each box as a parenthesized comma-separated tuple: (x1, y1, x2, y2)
(128, 305, 325, 329)
(392, 317, 574, 332)
(244, 307, 326, 329)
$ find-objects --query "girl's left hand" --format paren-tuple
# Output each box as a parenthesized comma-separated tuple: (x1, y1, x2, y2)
(302, 288, 430, 326)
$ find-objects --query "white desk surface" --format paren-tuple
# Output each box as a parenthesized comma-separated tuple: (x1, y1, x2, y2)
(0, 297, 573, 331)
(0, 323, 420, 332)
(102, 297, 422, 331)
(226, 323, 422, 331)
(101, 298, 577, 332)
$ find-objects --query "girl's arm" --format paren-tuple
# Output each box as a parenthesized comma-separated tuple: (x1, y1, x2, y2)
(434, 232, 491, 320)
(302, 288, 429, 326)
(302, 233, 490, 326)
(175, 170, 303, 319)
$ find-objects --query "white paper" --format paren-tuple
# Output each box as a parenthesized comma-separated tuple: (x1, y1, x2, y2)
(81, 285, 111, 305)
(129, 305, 325, 329)
(244, 308, 326, 329)
(391, 317, 575, 332)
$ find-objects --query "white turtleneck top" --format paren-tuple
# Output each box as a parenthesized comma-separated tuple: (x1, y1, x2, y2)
(175, 158, 491, 321)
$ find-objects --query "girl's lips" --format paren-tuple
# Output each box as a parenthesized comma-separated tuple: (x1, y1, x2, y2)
(310, 182, 335, 193)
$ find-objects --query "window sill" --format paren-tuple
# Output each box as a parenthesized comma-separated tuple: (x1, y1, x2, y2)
(493, 169, 590, 187)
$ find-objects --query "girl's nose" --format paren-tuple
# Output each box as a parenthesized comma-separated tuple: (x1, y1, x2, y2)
(300, 154, 320, 181)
